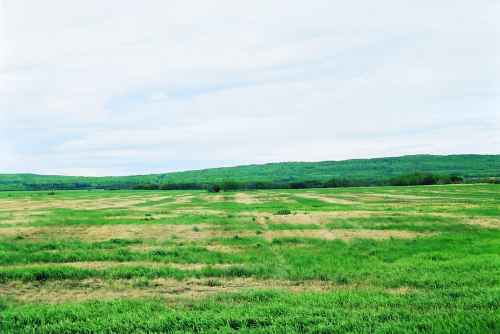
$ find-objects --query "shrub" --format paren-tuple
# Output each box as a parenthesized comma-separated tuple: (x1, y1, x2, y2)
(221, 181, 240, 192)
(206, 279, 223, 287)
(207, 184, 221, 193)
(150, 249, 168, 257)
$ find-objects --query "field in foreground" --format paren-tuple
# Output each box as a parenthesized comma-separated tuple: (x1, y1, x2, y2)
(0, 185, 499, 333)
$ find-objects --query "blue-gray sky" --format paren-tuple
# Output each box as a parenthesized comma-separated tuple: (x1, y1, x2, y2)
(1, 1, 499, 176)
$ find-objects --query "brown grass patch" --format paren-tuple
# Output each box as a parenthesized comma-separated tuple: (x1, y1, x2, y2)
(76, 224, 256, 242)
(0, 210, 49, 226)
(3, 261, 236, 271)
(81, 224, 212, 241)
(206, 244, 241, 253)
(243, 211, 379, 226)
(263, 229, 430, 241)
(0, 226, 45, 239)
(463, 217, 500, 229)
(0, 199, 53, 211)
(0, 272, 417, 303)
(174, 195, 194, 204)
(0, 277, 336, 303)
(295, 193, 358, 205)
(0, 224, 258, 242)
(232, 193, 262, 204)
(201, 194, 226, 202)
(0, 195, 171, 212)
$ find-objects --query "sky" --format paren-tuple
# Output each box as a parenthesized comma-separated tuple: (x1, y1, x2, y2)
(1, 1, 499, 176)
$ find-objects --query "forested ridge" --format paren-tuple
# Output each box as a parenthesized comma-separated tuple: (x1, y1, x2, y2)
(1, 154, 498, 191)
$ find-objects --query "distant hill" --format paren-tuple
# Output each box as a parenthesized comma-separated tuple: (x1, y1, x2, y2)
(0, 154, 499, 191)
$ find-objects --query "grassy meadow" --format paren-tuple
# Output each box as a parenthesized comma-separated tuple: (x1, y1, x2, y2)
(0, 184, 499, 333)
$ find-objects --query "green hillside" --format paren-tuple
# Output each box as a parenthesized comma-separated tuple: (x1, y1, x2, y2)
(1, 154, 499, 191)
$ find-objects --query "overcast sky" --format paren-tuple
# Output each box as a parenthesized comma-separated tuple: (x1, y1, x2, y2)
(1, 1, 499, 176)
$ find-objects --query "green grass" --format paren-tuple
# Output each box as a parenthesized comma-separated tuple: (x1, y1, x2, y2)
(0, 184, 499, 333)
(2, 290, 499, 333)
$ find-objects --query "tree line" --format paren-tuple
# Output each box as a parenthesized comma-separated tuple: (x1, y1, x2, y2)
(134, 172, 467, 192)
(5, 172, 499, 192)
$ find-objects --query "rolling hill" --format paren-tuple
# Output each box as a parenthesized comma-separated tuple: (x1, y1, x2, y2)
(0, 154, 499, 191)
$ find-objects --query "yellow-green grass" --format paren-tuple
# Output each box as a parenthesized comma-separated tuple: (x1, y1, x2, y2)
(0, 184, 499, 333)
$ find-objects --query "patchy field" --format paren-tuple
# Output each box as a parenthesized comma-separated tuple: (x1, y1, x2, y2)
(0, 184, 499, 333)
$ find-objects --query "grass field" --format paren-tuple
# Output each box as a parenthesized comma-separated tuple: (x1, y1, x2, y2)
(0, 184, 499, 333)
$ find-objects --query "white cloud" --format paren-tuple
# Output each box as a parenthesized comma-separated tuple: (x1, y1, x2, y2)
(1, 0, 499, 176)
